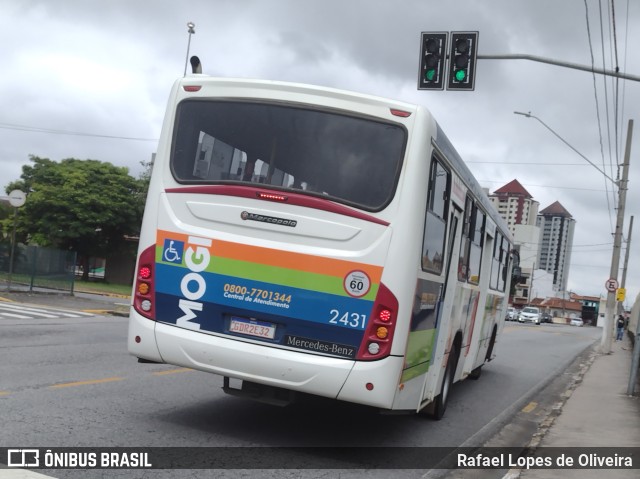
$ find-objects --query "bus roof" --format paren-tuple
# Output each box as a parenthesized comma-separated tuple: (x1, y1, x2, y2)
(434, 123, 512, 242)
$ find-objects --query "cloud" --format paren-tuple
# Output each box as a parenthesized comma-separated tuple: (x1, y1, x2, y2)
(0, 0, 638, 306)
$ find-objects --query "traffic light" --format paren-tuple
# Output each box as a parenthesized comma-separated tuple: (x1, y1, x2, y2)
(447, 31, 479, 91)
(418, 32, 448, 90)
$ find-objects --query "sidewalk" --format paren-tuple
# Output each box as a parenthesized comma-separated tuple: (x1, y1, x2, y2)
(514, 332, 640, 478)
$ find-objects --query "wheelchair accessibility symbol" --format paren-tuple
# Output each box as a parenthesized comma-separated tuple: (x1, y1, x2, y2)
(163, 239, 184, 264)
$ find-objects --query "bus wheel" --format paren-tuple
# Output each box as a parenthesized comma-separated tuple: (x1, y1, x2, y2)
(485, 327, 497, 361)
(428, 345, 457, 420)
(469, 365, 482, 380)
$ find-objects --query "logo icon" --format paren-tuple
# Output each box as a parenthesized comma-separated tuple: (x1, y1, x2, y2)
(240, 211, 297, 227)
(8, 449, 40, 467)
(163, 239, 184, 264)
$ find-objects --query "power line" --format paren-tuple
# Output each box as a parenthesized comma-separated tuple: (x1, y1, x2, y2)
(478, 178, 609, 193)
(467, 161, 593, 166)
(0, 122, 158, 142)
(584, 0, 616, 233)
(597, 0, 615, 185)
(618, 0, 630, 161)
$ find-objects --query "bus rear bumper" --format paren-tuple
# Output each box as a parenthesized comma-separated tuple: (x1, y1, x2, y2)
(127, 309, 163, 363)
(152, 321, 355, 399)
(128, 311, 405, 408)
(336, 356, 404, 409)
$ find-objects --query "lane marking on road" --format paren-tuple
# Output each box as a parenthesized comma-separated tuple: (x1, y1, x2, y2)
(4, 369, 194, 396)
(152, 367, 193, 376)
(49, 377, 124, 389)
(0, 302, 94, 318)
(0, 312, 32, 319)
(521, 401, 538, 413)
(0, 470, 57, 478)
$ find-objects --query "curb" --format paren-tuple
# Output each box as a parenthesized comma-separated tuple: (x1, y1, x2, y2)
(75, 291, 131, 299)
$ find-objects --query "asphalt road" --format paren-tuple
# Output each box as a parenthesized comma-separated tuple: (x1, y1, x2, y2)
(0, 294, 601, 479)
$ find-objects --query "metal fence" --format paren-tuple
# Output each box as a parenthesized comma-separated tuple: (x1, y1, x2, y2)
(0, 244, 77, 294)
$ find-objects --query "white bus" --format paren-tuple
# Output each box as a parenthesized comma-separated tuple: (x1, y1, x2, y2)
(128, 73, 513, 419)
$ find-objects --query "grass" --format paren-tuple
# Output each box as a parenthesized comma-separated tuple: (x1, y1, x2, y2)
(74, 279, 132, 297)
(0, 272, 132, 297)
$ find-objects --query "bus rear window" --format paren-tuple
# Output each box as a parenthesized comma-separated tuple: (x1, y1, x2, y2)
(170, 100, 406, 211)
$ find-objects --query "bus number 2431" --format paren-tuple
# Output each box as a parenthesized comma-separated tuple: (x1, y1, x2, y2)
(329, 309, 366, 329)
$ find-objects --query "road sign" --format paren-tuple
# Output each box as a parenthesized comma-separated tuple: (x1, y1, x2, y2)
(605, 278, 618, 292)
(9, 189, 26, 207)
(616, 288, 626, 302)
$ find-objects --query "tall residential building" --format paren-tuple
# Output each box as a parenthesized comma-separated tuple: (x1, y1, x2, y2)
(488, 179, 539, 235)
(489, 180, 541, 305)
(536, 201, 575, 292)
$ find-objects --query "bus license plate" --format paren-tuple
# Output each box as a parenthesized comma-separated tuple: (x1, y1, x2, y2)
(229, 317, 276, 339)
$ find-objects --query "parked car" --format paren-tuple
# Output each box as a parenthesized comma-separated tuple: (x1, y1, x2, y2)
(541, 312, 553, 323)
(518, 306, 541, 325)
(570, 317, 584, 327)
(506, 307, 517, 321)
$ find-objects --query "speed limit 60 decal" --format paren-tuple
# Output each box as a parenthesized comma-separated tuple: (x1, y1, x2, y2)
(153, 230, 383, 332)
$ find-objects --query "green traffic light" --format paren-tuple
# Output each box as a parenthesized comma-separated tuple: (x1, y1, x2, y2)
(455, 69, 467, 82)
(425, 69, 436, 81)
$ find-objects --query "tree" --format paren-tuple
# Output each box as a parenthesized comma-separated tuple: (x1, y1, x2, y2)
(4, 156, 146, 280)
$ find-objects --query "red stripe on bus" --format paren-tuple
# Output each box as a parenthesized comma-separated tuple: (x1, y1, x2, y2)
(165, 185, 390, 226)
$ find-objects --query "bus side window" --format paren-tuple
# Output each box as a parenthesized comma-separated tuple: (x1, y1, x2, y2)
(467, 205, 485, 284)
(490, 233, 502, 290)
(458, 196, 473, 281)
(421, 157, 450, 274)
(499, 234, 510, 291)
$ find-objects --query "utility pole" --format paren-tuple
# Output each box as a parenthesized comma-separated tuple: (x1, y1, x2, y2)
(528, 262, 535, 305)
(601, 120, 633, 354)
(619, 216, 634, 314)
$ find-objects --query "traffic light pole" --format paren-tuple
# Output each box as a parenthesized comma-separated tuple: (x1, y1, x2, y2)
(477, 53, 640, 82)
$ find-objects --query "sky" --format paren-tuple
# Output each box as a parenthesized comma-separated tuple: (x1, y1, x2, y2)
(0, 0, 638, 309)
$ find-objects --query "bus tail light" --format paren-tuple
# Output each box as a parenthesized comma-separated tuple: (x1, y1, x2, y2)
(133, 245, 156, 320)
(357, 283, 398, 360)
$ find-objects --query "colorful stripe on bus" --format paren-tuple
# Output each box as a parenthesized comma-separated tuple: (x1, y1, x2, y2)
(153, 230, 385, 358)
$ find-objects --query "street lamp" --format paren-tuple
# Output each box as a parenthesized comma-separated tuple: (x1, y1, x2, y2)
(183, 22, 196, 77)
(514, 111, 619, 187)
(513, 111, 633, 354)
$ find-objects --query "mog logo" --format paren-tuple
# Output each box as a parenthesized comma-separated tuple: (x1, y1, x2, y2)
(241, 211, 297, 227)
(175, 235, 213, 331)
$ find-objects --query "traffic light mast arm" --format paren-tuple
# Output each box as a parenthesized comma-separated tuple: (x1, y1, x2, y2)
(478, 53, 640, 82)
